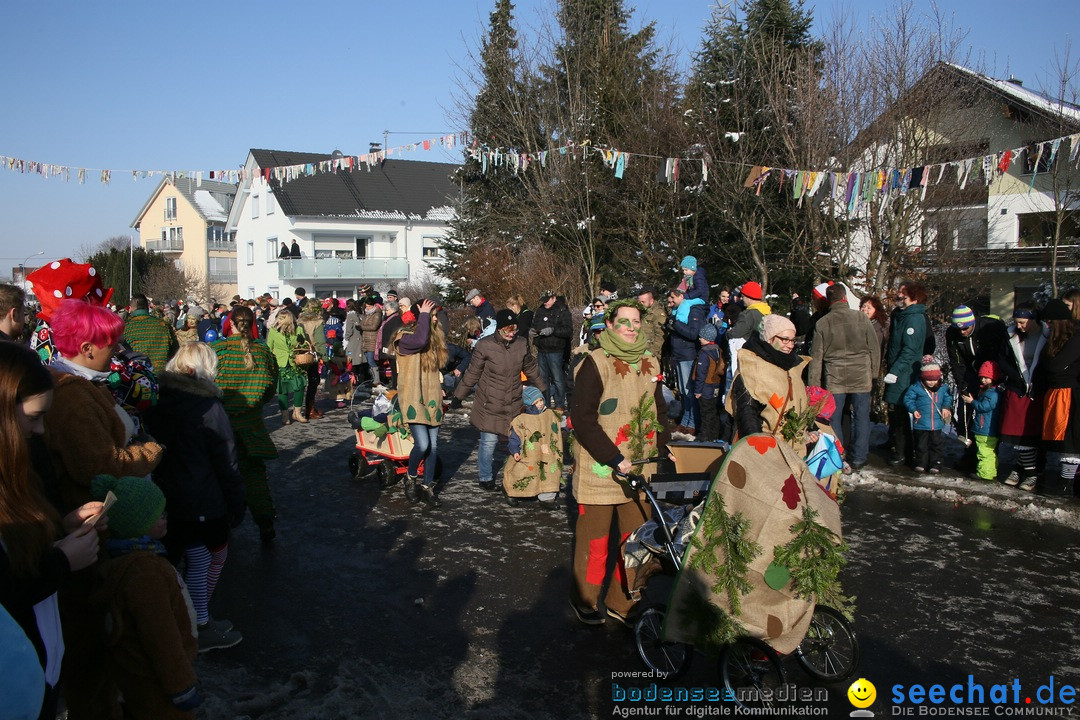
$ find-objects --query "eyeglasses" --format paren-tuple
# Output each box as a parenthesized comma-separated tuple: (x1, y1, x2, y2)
(773, 336, 797, 345)
(592, 303, 604, 308)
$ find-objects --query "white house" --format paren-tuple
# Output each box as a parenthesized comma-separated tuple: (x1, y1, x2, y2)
(229, 149, 459, 300)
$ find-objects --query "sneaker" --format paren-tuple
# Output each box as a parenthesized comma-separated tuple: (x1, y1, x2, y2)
(419, 484, 442, 509)
(200, 617, 233, 635)
(537, 494, 561, 510)
(887, 456, 903, 466)
(569, 601, 606, 626)
(1019, 477, 1038, 492)
(606, 606, 639, 628)
(842, 463, 853, 475)
(913, 466, 925, 473)
(1003, 471, 1022, 487)
(198, 624, 243, 653)
(928, 467, 940, 474)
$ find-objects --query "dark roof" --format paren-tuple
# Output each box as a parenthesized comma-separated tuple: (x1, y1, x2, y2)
(249, 149, 459, 218)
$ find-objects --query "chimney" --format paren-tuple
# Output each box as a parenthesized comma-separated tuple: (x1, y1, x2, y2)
(1007, 75, 1023, 87)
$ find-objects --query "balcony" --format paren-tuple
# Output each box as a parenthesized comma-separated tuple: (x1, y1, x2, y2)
(277, 257, 409, 281)
(145, 239, 184, 253)
(917, 243, 1080, 272)
(208, 240, 237, 252)
(208, 273, 238, 284)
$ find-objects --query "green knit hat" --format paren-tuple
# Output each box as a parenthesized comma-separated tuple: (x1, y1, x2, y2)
(91, 475, 166, 539)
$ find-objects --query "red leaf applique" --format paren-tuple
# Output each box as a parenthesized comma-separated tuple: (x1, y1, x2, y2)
(781, 474, 802, 509)
(768, 393, 785, 411)
(746, 435, 777, 455)
(645, 430, 655, 440)
(614, 424, 630, 446)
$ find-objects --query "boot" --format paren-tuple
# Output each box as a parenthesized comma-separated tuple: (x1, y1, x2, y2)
(306, 403, 324, 420)
(403, 474, 420, 503)
(292, 407, 308, 424)
(419, 483, 442, 509)
(255, 517, 275, 543)
(281, 408, 292, 425)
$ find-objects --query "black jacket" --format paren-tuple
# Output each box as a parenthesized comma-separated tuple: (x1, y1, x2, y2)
(532, 299, 573, 354)
(946, 316, 1008, 394)
(668, 301, 708, 362)
(143, 372, 246, 526)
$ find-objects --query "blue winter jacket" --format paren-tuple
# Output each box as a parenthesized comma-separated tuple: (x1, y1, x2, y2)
(970, 386, 1002, 437)
(692, 343, 723, 399)
(902, 382, 954, 431)
(670, 298, 707, 362)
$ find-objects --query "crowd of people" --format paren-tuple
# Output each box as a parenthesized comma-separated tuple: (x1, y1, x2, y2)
(5, 250, 1080, 717)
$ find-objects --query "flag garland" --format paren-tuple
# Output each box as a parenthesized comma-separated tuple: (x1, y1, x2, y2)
(741, 133, 1080, 211)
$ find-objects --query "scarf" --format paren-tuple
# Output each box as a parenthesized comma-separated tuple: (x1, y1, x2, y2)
(598, 327, 648, 364)
(674, 297, 706, 324)
(51, 355, 112, 383)
(106, 536, 167, 558)
(745, 334, 804, 371)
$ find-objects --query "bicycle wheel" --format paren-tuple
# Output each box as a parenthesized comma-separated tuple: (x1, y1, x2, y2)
(795, 605, 860, 682)
(633, 604, 692, 680)
(719, 636, 786, 710)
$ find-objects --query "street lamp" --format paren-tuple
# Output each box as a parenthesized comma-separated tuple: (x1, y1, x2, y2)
(19, 251, 44, 283)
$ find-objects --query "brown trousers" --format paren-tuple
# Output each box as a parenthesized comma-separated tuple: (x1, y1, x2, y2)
(570, 498, 651, 616)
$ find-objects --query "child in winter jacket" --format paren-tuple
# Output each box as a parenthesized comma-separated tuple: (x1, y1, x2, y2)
(692, 324, 725, 442)
(93, 474, 200, 720)
(962, 360, 1004, 481)
(902, 356, 955, 473)
(504, 386, 564, 508)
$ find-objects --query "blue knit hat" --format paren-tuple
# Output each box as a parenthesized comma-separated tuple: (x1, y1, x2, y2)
(589, 315, 606, 332)
(91, 474, 166, 539)
(680, 255, 697, 271)
(699, 323, 718, 342)
(522, 386, 544, 407)
(951, 305, 976, 328)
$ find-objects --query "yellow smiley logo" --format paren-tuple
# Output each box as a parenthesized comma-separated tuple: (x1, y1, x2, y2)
(847, 678, 876, 708)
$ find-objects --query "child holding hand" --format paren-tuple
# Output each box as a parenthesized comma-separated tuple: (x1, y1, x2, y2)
(504, 386, 564, 508)
(903, 356, 954, 474)
(961, 361, 1003, 481)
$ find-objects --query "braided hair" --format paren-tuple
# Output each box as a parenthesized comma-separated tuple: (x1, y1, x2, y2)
(230, 306, 256, 370)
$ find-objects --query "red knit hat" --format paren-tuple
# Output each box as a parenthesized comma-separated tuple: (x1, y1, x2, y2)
(741, 281, 763, 301)
(978, 360, 1003, 384)
(920, 355, 942, 381)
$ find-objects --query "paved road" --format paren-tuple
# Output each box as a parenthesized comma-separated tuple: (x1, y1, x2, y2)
(193, 402, 1080, 719)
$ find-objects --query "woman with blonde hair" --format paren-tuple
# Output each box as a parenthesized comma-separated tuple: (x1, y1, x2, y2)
(212, 306, 279, 542)
(143, 342, 245, 650)
(393, 299, 448, 508)
(0, 342, 104, 719)
(267, 307, 310, 425)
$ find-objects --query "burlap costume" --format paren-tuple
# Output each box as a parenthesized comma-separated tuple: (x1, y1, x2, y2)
(725, 346, 811, 449)
(503, 408, 563, 497)
(394, 351, 444, 427)
(664, 433, 842, 654)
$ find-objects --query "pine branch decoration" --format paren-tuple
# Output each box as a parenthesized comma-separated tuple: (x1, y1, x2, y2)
(772, 505, 853, 615)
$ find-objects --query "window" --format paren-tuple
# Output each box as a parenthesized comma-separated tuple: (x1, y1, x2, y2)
(1023, 143, 1054, 174)
(209, 257, 237, 276)
(160, 229, 167, 243)
(335, 250, 354, 259)
(168, 227, 183, 244)
(267, 237, 279, 262)
(266, 192, 275, 215)
(246, 240, 254, 265)
(206, 226, 228, 244)
(165, 196, 177, 220)
(1018, 212, 1080, 246)
(248, 287, 256, 298)
(422, 236, 442, 259)
(355, 237, 368, 259)
(315, 249, 334, 260)
(251, 194, 260, 219)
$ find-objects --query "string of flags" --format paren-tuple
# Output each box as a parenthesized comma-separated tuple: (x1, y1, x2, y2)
(0, 132, 470, 186)
(3, 127, 1079, 206)
(742, 132, 1080, 212)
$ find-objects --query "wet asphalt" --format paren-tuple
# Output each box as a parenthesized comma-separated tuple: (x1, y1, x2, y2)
(192, 401, 1080, 719)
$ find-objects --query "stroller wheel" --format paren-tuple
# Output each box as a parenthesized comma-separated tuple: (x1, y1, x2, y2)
(376, 461, 399, 488)
(794, 605, 859, 682)
(719, 636, 786, 710)
(633, 604, 692, 681)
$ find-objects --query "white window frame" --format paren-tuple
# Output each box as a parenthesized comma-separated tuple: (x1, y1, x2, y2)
(251, 194, 260, 219)
(422, 235, 442, 259)
(267, 237, 278, 262)
(266, 192, 275, 215)
(165, 196, 177, 220)
(246, 240, 254, 266)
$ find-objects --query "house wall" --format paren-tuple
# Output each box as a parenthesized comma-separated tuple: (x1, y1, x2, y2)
(233, 175, 449, 300)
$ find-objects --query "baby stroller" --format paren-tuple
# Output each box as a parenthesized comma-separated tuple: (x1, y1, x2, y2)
(620, 461, 859, 710)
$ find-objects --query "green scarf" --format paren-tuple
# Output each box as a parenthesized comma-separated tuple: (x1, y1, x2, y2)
(598, 327, 648, 364)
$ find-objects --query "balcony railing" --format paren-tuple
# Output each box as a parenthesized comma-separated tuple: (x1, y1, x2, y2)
(917, 243, 1080, 272)
(145, 239, 184, 252)
(208, 240, 237, 252)
(277, 257, 409, 280)
(208, 273, 238, 284)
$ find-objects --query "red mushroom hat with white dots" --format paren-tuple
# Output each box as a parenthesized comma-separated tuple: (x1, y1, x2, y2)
(26, 258, 114, 322)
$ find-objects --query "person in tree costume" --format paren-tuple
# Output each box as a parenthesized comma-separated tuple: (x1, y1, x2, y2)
(211, 307, 280, 543)
(503, 385, 564, 507)
(568, 300, 672, 626)
(391, 299, 447, 509)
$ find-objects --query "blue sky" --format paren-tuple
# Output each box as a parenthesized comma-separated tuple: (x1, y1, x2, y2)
(0, 0, 1076, 272)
